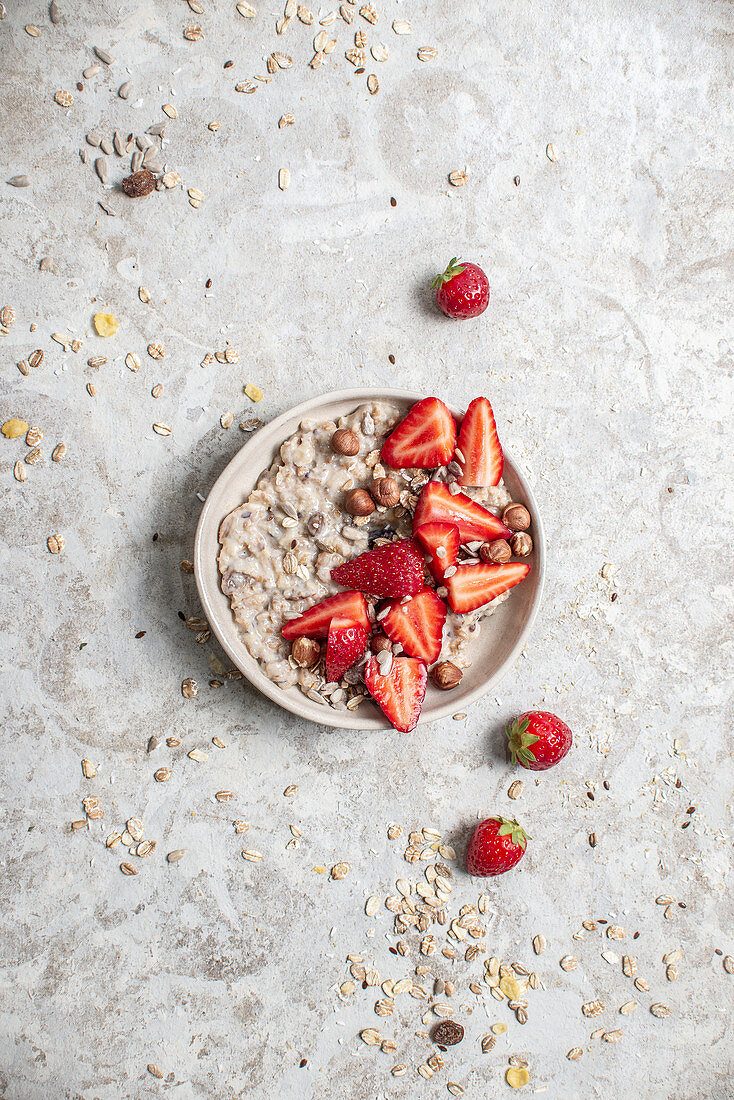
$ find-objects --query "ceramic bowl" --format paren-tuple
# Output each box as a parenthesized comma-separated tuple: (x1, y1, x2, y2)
(194, 388, 545, 729)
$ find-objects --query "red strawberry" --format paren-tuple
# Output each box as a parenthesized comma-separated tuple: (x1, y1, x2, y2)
(325, 616, 368, 683)
(282, 590, 370, 640)
(331, 538, 425, 598)
(445, 561, 530, 614)
(381, 588, 447, 664)
(381, 397, 457, 470)
(506, 711, 573, 770)
(413, 481, 512, 543)
(415, 521, 460, 583)
(432, 258, 490, 320)
(466, 816, 530, 877)
(455, 397, 503, 487)
(364, 654, 427, 733)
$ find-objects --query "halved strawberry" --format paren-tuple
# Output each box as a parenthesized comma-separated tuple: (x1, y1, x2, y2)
(456, 396, 503, 487)
(445, 562, 530, 614)
(325, 615, 368, 683)
(415, 521, 459, 583)
(282, 590, 370, 640)
(364, 655, 427, 733)
(331, 538, 425, 598)
(381, 588, 447, 663)
(381, 397, 457, 470)
(413, 481, 512, 543)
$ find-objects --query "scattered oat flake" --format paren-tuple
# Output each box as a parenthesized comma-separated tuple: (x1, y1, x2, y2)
(279, 113, 295, 128)
(13, 461, 25, 482)
(47, 534, 64, 554)
(147, 343, 164, 359)
(506, 1066, 529, 1088)
(546, 142, 558, 162)
(331, 862, 349, 879)
(153, 423, 172, 436)
(120, 862, 138, 875)
(188, 749, 208, 762)
(55, 90, 74, 107)
(392, 19, 412, 33)
(241, 849, 263, 862)
(367, 74, 379, 94)
(417, 46, 438, 61)
(147, 1064, 163, 1079)
(448, 170, 467, 187)
(237, 0, 257, 16)
(220, 411, 234, 429)
(284, 784, 298, 796)
(567, 1047, 583, 1060)
(183, 23, 203, 39)
(278, 168, 290, 190)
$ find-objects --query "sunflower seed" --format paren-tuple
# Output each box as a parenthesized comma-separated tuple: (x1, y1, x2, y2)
(118, 81, 133, 99)
(167, 850, 186, 864)
(7, 175, 31, 187)
(546, 142, 558, 162)
(95, 157, 109, 184)
(25, 23, 41, 36)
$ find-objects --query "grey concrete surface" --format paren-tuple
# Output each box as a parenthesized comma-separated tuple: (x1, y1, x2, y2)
(1, 0, 732, 1098)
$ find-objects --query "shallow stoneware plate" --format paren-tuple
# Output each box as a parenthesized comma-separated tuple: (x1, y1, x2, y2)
(194, 388, 545, 730)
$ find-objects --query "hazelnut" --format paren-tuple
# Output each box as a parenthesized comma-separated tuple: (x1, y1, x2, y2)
(371, 475, 400, 508)
(511, 532, 533, 557)
(331, 428, 360, 456)
(479, 539, 511, 564)
(430, 661, 463, 690)
(344, 488, 375, 516)
(291, 636, 321, 668)
(502, 502, 531, 532)
(371, 633, 392, 654)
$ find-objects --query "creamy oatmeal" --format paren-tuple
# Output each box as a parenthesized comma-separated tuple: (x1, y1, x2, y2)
(218, 402, 513, 713)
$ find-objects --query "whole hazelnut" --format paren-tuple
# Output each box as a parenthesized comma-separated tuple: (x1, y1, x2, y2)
(502, 502, 531, 532)
(511, 532, 533, 557)
(331, 428, 360, 456)
(371, 475, 400, 508)
(291, 636, 321, 668)
(430, 661, 463, 690)
(371, 633, 392, 654)
(344, 488, 375, 516)
(479, 539, 511, 564)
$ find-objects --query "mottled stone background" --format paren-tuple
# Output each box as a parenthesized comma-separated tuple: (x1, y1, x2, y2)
(0, 0, 732, 1097)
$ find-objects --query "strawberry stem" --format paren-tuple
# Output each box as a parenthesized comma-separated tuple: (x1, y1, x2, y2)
(431, 257, 466, 290)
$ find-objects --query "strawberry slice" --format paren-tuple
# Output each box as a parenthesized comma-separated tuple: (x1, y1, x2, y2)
(381, 588, 447, 664)
(381, 397, 457, 470)
(415, 521, 459, 583)
(413, 481, 512, 543)
(445, 562, 530, 614)
(282, 590, 370, 640)
(325, 616, 368, 682)
(455, 396, 503, 487)
(331, 538, 425, 598)
(364, 655, 427, 733)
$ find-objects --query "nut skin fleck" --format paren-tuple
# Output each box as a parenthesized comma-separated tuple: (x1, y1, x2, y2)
(511, 532, 533, 557)
(480, 539, 511, 563)
(344, 488, 375, 516)
(430, 662, 462, 690)
(502, 503, 531, 531)
(331, 428, 360, 455)
(371, 476, 400, 507)
(291, 636, 321, 668)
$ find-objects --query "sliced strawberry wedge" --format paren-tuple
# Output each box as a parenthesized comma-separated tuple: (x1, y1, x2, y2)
(364, 655, 427, 733)
(325, 616, 368, 683)
(381, 588, 447, 664)
(331, 538, 425, 598)
(381, 397, 457, 470)
(445, 562, 530, 614)
(456, 396, 503, 487)
(415, 521, 459, 583)
(282, 590, 370, 640)
(413, 481, 512, 543)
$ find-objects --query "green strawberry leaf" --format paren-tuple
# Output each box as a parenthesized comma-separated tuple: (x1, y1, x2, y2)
(430, 257, 467, 290)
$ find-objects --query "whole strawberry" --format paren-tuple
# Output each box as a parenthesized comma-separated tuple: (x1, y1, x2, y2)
(466, 816, 529, 877)
(432, 258, 490, 319)
(506, 711, 573, 770)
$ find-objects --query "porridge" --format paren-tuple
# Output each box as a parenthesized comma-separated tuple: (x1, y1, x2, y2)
(217, 396, 534, 726)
